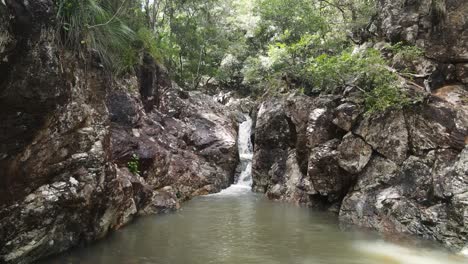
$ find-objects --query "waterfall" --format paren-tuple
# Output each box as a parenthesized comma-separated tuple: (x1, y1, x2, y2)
(236, 114, 253, 187)
(209, 114, 253, 196)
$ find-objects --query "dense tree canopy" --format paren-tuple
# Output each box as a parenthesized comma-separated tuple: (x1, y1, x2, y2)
(56, 0, 424, 112)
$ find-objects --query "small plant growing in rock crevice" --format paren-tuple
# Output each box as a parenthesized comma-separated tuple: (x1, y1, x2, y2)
(127, 154, 140, 175)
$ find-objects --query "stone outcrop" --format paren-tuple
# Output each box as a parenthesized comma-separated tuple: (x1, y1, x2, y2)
(376, 0, 468, 87)
(377, 0, 467, 62)
(253, 0, 468, 251)
(252, 93, 468, 250)
(252, 95, 349, 209)
(0, 2, 239, 263)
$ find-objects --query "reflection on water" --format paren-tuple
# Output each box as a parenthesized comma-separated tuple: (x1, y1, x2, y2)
(43, 190, 467, 264)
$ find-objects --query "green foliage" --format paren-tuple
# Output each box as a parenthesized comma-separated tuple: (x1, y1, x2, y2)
(56, 0, 134, 73)
(308, 49, 385, 92)
(54, 0, 412, 114)
(255, 0, 328, 45)
(127, 154, 140, 175)
(389, 42, 425, 62)
(156, 0, 242, 89)
(307, 48, 408, 113)
(56, 0, 159, 74)
(234, 0, 379, 96)
(364, 79, 409, 114)
(136, 28, 160, 61)
(137, 0, 379, 94)
(344, 0, 378, 36)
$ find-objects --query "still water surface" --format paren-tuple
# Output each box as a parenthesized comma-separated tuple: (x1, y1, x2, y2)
(44, 188, 467, 264)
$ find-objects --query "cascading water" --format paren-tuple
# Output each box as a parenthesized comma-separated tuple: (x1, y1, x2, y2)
(211, 114, 253, 195)
(236, 114, 253, 187)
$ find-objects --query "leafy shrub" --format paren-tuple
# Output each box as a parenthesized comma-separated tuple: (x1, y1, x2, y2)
(308, 49, 384, 92)
(364, 81, 409, 114)
(307, 48, 408, 113)
(389, 42, 425, 62)
(127, 154, 140, 175)
(136, 28, 160, 61)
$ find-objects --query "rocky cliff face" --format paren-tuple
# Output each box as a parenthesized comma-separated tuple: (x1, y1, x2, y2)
(253, 0, 468, 251)
(252, 91, 467, 250)
(376, 0, 468, 87)
(0, 2, 239, 263)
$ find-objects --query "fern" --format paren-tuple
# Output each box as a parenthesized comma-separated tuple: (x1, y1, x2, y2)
(56, 0, 138, 74)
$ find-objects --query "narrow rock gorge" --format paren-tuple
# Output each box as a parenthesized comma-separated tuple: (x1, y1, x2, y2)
(0, 0, 467, 263)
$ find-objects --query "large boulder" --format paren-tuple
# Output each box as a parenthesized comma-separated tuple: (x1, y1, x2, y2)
(339, 98, 468, 250)
(354, 110, 409, 164)
(252, 100, 293, 194)
(252, 95, 352, 209)
(109, 88, 239, 201)
(337, 133, 373, 174)
(308, 139, 353, 206)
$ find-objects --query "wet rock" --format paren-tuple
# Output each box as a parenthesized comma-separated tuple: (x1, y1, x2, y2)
(306, 97, 340, 148)
(252, 100, 291, 193)
(267, 184, 286, 200)
(0, 4, 14, 68)
(456, 64, 468, 85)
(432, 85, 468, 106)
(139, 187, 179, 215)
(398, 156, 433, 203)
(253, 91, 468, 250)
(252, 96, 342, 205)
(109, 88, 239, 201)
(107, 91, 140, 126)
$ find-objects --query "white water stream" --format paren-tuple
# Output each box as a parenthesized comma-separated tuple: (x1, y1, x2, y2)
(211, 114, 253, 196)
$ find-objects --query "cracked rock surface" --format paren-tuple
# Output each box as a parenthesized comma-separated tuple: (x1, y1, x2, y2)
(252, 93, 468, 250)
(0, 2, 239, 263)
